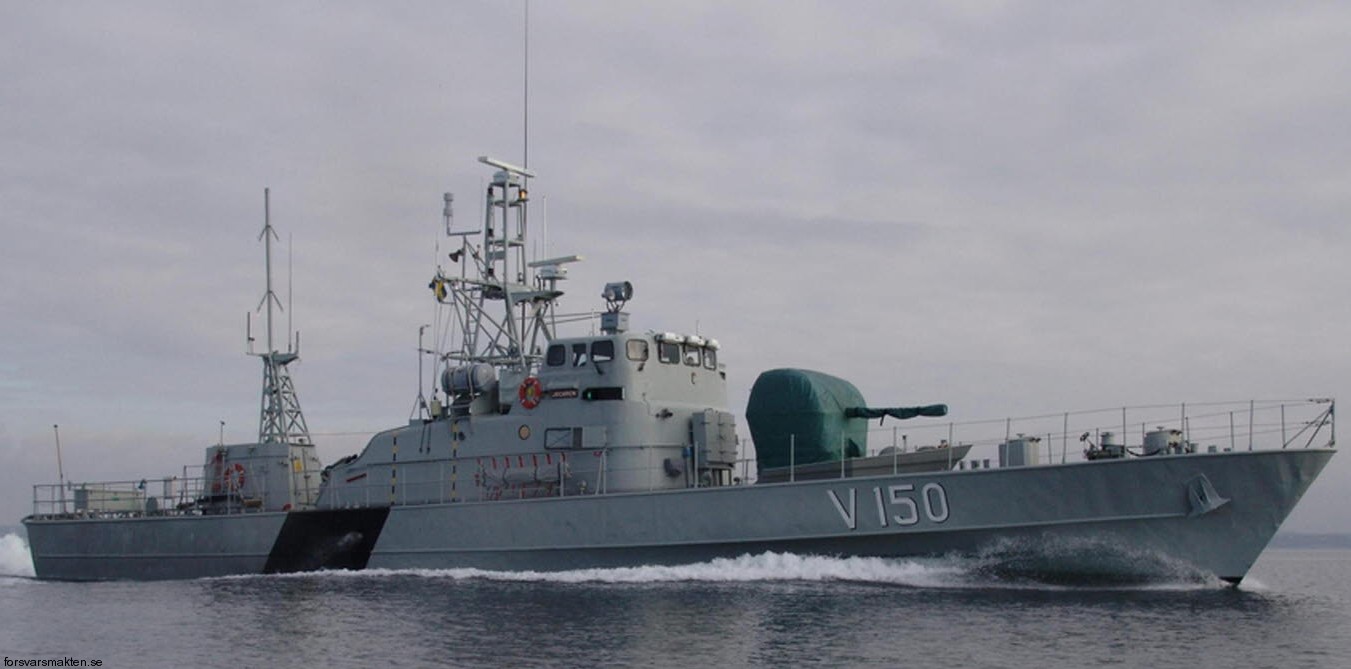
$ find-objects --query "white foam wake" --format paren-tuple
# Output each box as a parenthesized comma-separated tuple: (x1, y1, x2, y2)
(392, 552, 972, 586)
(216, 552, 977, 588)
(216, 550, 1228, 591)
(0, 533, 36, 578)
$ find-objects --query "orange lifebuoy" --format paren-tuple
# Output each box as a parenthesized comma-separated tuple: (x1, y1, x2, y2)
(222, 463, 246, 491)
(518, 376, 543, 409)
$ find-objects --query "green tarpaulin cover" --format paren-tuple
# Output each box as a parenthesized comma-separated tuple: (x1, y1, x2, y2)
(746, 368, 869, 472)
(747, 368, 947, 474)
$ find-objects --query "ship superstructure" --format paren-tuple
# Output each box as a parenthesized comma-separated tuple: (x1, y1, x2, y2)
(319, 156, 739, 508)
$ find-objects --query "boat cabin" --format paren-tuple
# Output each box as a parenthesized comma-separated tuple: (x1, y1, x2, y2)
(317, 325, 741, 509)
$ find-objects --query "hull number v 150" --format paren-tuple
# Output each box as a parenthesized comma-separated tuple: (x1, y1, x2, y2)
(827, 483, 950, 530)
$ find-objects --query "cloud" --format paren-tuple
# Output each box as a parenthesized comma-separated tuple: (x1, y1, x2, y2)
(1, 1, 1347, 532)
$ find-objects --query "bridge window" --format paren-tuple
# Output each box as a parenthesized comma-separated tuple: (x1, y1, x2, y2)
(703, 348, 717, 370)
(626, 339, 649, 361)
(682, 344, 701, 367)
(572, 343, 589, 367)
(546, 344, 566, 367)
(592, 339, 615, 363)
(658, 341, 680, 364)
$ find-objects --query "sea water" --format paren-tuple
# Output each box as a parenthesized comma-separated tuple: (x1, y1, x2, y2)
(2, 532, 1348, 668)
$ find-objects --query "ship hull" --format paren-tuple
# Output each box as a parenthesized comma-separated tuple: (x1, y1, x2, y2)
(22, 508, 390, 581)
(24, 448, 1333, 582)
(24, 513, 288, 581)
(369, 448, 1333, 582)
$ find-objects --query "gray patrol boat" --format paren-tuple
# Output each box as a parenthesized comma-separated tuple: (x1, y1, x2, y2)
(24, 156, 1336, 583)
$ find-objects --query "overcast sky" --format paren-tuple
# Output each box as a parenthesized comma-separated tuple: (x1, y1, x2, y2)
(2, 1, 1347, 532)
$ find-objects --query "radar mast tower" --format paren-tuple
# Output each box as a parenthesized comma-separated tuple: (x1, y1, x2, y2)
(252, 188, 311, 445)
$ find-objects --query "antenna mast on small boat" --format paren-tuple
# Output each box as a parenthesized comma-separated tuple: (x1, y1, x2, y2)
(424, 1, 584, 373)
(52, 424, 67, 514)
(251, 188, 311, 445)
(523, 0, 530, 173)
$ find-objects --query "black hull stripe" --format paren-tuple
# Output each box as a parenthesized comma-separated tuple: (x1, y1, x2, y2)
(263, 507, 391, 574)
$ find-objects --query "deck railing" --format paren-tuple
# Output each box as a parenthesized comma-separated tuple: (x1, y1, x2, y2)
(28, 463, 276, 520)
(31, 398, 1333, 519)
(851, 398, 1335, 471)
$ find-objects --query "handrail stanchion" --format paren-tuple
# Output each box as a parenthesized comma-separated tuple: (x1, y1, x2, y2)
(1181, 402, 1188, 450)
(1062, 412, 1069, 464)
(1122, 407, 1128, 453)
(1282, 404, 1287, 448)
(947, 423, 954, 470)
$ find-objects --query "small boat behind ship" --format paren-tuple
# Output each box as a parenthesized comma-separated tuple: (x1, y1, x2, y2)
(23, 156, 1336, 583)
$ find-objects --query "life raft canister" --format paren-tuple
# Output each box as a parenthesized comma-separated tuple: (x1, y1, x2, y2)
(518, 376, 543, 409)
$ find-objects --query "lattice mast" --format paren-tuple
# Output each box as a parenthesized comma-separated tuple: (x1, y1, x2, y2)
(251, 188, 311, 445)
(428, 157, 581, 374)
